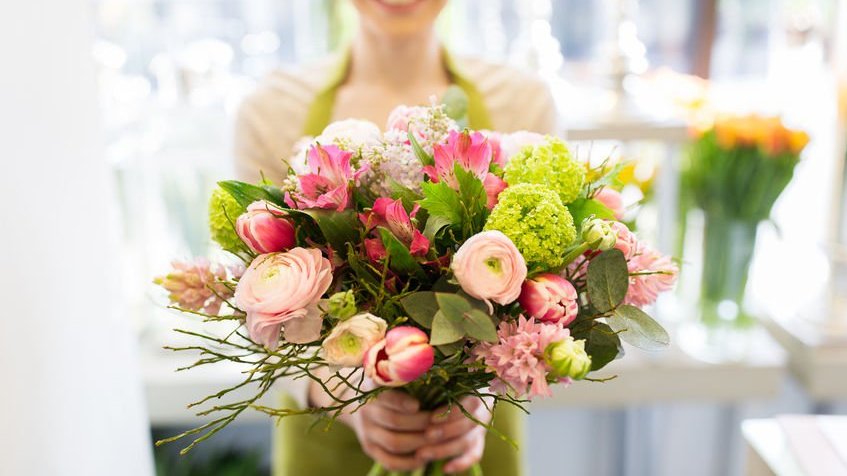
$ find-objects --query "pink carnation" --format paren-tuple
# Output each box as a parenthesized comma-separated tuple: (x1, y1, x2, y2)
(471, 316, 570, 398)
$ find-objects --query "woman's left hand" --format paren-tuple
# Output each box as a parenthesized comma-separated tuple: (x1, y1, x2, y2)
(416, 395, 493, 474)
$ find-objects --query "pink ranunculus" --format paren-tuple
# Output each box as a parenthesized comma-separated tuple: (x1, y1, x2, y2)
(360, 197, 429, 257)
(234, 248, 333, 349)
(451, 230, 527, 306)
(471, 316, 570, 398)
(287, 144, 362, 211)
(625, 246, 679, 307)
(236, 200, 297, 254)
(594, 188, 625, 220)
(518, 274, 579, 326)
(363, 326, 435, 387)
(483, 173, 508, 210)
(424, 130, 493, 188)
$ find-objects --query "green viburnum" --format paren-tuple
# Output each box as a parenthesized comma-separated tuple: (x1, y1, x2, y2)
(208, 187, 246, 252)
(504, 137, 585, 204)
(483, 183, 576, 268)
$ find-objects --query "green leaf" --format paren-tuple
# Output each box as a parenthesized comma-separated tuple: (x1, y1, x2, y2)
(587, 249, 629, 312)
(435, 292, 472, 319)
(218, 180, 284, 208)
(419, 181, 462, 225)
(454, 165, 488, 231)
(437, 340, 465, 357)
(409, 131, 434, 166)
(430, 311, 464, 345)
(292, 209, 359, 258)
(462, 309, 498, 343)
(581, 322, 624, 371)
(568, 198, 615, 228)
(423, 215, 452, 242)
(608, 305, 670, 351)
(378, 228, 427, 280)
(347, 244, 381, 288)
(400, 292, 439, 328)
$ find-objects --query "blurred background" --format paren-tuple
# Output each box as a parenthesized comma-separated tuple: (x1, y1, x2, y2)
(2, 0, 846, 475)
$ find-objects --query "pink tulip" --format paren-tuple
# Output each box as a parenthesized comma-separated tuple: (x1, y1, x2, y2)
(424, 130, 493, 188)
(364, 326, 435, 387)
(594, 188, 625, 220)
(236, 200, 296, 254)
(287, 144, 364, 211)
(451, 231, 527, 306)
(518, 274, 579, 326)
(235, 248, 333, 349)
(360, 197, 429, 257)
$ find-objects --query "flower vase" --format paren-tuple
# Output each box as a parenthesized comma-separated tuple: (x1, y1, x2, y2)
(699, 213, 759, 327)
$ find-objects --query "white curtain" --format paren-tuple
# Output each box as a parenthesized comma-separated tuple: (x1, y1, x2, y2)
(0, 1, 154, 475)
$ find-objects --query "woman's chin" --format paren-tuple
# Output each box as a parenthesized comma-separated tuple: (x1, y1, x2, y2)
(371, 0, 428, 15)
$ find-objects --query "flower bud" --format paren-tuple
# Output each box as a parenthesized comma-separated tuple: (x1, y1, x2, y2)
(321, 313, 387, 367)
(327, 290, 357, 320)
(545, 337, 592, 380)
(364, 326, 435, 387)
(236, 200, 296, 254)
(582, 218, 617, 251)
(518, 274, 579, 326)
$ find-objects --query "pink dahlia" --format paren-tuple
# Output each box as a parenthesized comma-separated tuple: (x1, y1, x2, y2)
(471, 316, 570, 398)
(154, 258, 240, 315)
(625, 246, 679, 307)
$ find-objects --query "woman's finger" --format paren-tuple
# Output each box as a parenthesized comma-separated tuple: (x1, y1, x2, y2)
(366, 423, 429, 454)
(416, 427, 482, 461)
(425, 412, 479, 442)
(430, 397, 481, 423)
(361, 441, 425, 472)
(375, 390, 420, 412)
(365, 404, 431, 431)
(443, 431, 485, 474)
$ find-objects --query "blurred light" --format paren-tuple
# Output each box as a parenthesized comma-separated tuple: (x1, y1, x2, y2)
(241, 31, 281, 56)
(91, 40, 126, 70)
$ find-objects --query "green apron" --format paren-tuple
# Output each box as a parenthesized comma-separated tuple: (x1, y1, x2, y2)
(274, 49, 521, 476)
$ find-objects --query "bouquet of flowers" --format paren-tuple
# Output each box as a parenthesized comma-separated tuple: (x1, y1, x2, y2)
(155, 104, 678, 475)
(684, 114, 807, 323)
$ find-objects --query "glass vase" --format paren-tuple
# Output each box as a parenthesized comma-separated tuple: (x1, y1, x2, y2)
(699, 212, 759, 327)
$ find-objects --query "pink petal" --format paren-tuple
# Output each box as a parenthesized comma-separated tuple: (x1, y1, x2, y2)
(283, 305, 324, 344)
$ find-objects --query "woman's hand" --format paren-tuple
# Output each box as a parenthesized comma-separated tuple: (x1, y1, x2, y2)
(417, 396, 493, 474)
(343, 390, 431, 472)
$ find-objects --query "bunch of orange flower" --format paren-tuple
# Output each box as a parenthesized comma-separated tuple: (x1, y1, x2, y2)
(706, 115, 809, 157)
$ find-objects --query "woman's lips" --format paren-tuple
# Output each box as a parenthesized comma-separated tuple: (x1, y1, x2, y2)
(373, 0, 427, 13)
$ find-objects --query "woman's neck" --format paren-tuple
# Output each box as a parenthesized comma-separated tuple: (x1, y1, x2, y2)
(348, 28, 449, 92)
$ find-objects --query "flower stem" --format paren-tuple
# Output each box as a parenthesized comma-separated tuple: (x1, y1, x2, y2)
(366, 462, 385, 476)
(470, 463, 484, 476)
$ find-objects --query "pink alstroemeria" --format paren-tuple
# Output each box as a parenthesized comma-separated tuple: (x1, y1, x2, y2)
(425, 130, 493, 187)
(360, 197, 430, 259)
(483, 173, 508, 209)
(287, 144, 364, 211)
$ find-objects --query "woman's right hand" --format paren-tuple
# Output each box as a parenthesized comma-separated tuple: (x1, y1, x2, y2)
(343, 390, 431, 472)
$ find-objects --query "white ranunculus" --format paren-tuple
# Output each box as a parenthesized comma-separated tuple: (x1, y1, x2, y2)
(321, 313, 388, 367)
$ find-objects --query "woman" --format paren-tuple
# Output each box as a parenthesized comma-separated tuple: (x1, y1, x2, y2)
(234, 1, 557, 474)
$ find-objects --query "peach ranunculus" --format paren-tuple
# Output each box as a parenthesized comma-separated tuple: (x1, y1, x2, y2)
(321, 313, 387, 367)
(235, 248, 333, 349)
(451, 230, 527, 306)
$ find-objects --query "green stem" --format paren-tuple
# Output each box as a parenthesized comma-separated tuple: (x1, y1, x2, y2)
(428, 460, 445, 476)
(470, 463, 484, 476)
(561, 243, 590, 267)
(366, 462, 385, 476)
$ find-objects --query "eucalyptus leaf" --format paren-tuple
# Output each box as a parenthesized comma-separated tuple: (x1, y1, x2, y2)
(400, 292, 439, 328)
(583, 322, 624, 370)
(437, 340, 465, 357)
(587, 249, 629, 312)
(435, 293, 472, 320)
(430, 311, 463, 346)
(608, 305, 670, 351)
(462, 309, 498, 343)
